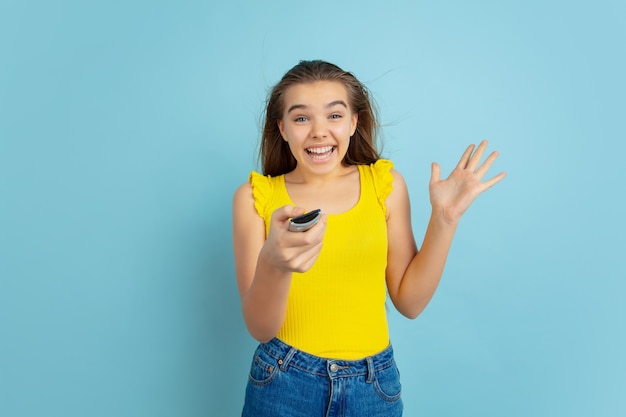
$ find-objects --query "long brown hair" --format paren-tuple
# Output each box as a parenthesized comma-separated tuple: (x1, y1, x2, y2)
(260, 60, 381, 176)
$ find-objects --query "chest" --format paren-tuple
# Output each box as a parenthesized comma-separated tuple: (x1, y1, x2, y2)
(284, 169, 361, 215)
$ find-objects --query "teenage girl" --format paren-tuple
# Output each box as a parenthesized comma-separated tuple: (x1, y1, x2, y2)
(232, 60, 505, 416)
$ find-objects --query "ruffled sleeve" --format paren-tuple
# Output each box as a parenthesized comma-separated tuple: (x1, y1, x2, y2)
(249, 171, 272, 219)
(370, 159, 394, 214)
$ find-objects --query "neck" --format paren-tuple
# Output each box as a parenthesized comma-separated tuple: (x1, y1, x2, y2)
(286, 163, 356, 186)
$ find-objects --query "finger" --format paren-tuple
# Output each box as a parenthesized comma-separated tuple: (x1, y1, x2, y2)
(286, 226, 326, 271)
(291, 242, 324, 272)
(307, 214, 327, 242)
(282, 213, 327, 248)
(466, 140, 488, 172)
(299, 213, 327, 237)
(267, 206, 306, 238)
(479, 171, 507, 191)
(474, 150, 499, 179)
(271, 205, 305, 224)
(456, 144, 476, 169)
(430, 162, 441, 184)
(316, 214, 328, 230)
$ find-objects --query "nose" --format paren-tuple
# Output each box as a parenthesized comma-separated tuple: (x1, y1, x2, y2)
(311, 118, 328, 139)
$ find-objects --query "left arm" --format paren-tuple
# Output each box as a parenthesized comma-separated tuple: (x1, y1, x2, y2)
(386, 140, 506, 319)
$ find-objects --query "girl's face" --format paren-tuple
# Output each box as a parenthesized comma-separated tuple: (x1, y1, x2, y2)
(278, 81, 358, 177)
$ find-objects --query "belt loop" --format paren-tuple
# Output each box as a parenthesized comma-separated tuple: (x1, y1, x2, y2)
(366, 356, 375, 383)
(280, 347, 297, 371)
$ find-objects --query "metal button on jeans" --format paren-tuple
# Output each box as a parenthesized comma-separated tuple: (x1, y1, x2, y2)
(329, 363, 339, 372)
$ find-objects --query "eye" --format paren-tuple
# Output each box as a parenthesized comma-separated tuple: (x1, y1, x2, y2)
(294, 116, 308, 123)
(330, 113, 342, 119)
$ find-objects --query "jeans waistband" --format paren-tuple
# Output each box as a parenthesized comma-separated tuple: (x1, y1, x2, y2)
(258, 338, 395, 381)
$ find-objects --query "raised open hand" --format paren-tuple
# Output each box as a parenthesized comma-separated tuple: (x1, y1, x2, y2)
(429, 140, 506, 224)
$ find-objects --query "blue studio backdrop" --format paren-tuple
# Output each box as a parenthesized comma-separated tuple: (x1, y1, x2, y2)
(1, 1, 625, 416)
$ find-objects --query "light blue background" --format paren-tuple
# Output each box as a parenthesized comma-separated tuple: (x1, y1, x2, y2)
(1, 0, 624, 416)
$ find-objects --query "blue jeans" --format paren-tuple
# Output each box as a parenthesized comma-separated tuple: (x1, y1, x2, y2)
(242, 338, 403, 417)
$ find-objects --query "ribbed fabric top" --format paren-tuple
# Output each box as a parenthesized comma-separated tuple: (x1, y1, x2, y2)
(249, 160, 394, 360)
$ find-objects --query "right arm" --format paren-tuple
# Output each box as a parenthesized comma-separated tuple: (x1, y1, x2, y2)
(232, 183, 326, 342)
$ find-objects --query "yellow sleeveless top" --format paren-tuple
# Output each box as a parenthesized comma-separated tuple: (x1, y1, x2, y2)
(249, 160, 394, 360)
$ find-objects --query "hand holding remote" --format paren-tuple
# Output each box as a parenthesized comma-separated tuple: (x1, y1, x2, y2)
(289, 209, 322, 232)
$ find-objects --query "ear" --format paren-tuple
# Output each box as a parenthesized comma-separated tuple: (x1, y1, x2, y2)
(277, 119, 288, 142)
(350, 112, 358, 136)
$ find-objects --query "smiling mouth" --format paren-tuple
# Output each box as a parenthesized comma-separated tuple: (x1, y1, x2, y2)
(306, 145, 335, 159)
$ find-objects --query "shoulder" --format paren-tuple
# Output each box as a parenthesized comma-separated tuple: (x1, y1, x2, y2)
(234, 171, 278, 220)
(385, 167, 411, 220)
(366, 158, 405, 187)
(233, 181, 256, 221)
(233, 181, 253, 205)
(233, 171, 260, 205)
(363, 159, 403, 214)
(232, 179, 265, 239)
(367, 159, 395, 184)
(389, 168, 407, 189)
(233, 171, 263, 213)
(369, 158, 394, 172)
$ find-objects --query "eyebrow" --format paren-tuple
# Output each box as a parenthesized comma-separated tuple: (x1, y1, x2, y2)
(287, 100, 348, 114)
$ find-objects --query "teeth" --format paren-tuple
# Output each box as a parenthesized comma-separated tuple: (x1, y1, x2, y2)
(307, 146, 334, 154)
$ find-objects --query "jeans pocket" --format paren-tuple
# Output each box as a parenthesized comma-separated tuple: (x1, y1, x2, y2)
(373, 361, 402, 402)
(248, 347, 279, 387)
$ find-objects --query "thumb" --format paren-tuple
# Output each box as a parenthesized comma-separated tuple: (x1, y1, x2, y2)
(272, 205, 305, 223)
(430, 162, 441, 185)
